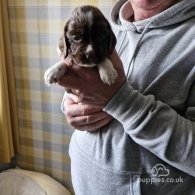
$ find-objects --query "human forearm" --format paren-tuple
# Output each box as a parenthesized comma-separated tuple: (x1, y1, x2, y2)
(104, 80, 195, 177)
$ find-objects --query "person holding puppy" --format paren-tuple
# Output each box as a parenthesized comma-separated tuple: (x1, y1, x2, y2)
(59, 0, 195, 194)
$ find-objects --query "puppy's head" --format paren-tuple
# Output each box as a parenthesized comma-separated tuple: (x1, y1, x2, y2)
(61, 5, 116, 67)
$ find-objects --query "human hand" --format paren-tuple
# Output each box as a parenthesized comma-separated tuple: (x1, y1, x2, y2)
(64, 96, 113, 131)
(58, 49, 126, 107)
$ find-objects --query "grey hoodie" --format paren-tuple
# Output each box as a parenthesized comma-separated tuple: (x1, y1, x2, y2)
(67, 0, 195, 194)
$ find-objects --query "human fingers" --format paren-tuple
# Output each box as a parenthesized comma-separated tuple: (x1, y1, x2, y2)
(64, 97, 102, 117)
(64, 96, 112, 130)
(66, 110, 112, 128)
(74, 115, 113, 131)
(65, 94, 80, 104)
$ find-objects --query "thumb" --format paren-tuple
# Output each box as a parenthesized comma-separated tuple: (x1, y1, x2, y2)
(67, 94, 80, 104)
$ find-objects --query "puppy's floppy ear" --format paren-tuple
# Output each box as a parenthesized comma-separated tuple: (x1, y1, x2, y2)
(57, 21, 70, 58)
(108, 28, 116, 55)
(63, 21, 70, 58)
(58, 34, 65, 57)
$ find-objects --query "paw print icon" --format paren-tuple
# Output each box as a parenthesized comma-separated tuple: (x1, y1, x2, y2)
(151, 164, 170, 177)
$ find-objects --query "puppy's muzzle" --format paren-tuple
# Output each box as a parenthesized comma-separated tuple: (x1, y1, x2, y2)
(85, 50, 95, 60)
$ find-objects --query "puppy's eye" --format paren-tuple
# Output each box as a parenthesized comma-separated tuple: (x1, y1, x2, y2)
(72, 35, 81, 41)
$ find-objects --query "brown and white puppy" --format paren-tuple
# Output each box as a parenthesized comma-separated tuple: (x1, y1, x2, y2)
(44, 5, 118, 86)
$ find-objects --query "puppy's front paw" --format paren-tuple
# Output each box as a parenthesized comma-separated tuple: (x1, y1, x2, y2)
(44, 61, 67, 86)
(99, 68, 118, 85)
(98, 58, 118, 86)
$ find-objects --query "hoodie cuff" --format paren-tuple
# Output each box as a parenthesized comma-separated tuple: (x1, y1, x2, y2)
(103, 81, 151, 128)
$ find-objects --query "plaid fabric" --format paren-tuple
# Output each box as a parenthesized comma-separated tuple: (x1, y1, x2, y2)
(8, 0, 117, 193)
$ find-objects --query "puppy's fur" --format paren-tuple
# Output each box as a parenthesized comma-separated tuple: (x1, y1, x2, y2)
(44, 5, 118, 86)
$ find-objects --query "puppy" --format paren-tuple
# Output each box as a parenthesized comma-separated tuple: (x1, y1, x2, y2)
(44, 5, 118, 86)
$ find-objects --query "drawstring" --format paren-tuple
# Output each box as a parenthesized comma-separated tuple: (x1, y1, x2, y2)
(126, 20, 153, 77)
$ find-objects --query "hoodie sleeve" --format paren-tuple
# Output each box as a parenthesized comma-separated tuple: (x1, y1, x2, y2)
(103, 80, 195, 177)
